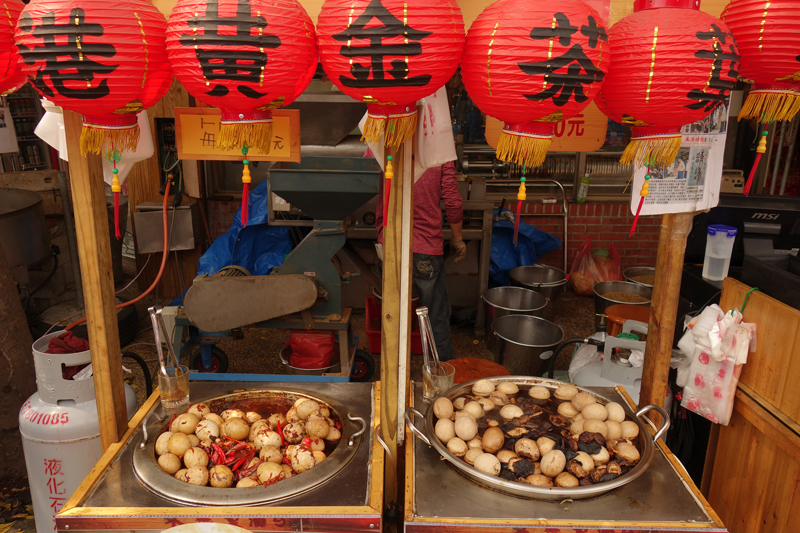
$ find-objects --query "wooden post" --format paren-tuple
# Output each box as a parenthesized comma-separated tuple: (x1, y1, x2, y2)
(640, 212, 695, 422)
(380, 140, 414, 512)
(63, 110, 129, 449)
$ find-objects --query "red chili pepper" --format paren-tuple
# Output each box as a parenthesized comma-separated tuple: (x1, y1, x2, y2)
(301, 437, 312, 448)
(281, 457, 292, 466)
(277, 421, 286, 447)
(231, 450, 254, 472)
(235, 457, 262, 481)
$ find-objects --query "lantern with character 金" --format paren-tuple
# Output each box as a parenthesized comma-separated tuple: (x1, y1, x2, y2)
(14, 0, 174, 238)
(166, 0, 318, 226)
(722, 0, 800, 124)
(596, 0, 740, 167)
(461, 0, 609, 170)
(316, 0, 465, 147)
(0, 0, 27, 96)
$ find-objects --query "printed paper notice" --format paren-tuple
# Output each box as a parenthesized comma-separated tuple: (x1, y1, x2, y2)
(630, 102, 730, 216)
(179, 113, 291, 159)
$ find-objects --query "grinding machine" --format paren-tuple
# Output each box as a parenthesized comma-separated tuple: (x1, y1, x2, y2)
(181, 157, 381, 377)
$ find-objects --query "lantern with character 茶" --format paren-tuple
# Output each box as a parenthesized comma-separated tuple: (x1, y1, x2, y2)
(14, 0, 174, 238)
(316, 0, 465, 148)
(0, 0, 27, 96)
(460, 0, 609, 170)
(460, 0, 608, 243)
(166, 0, 318, 226)
(596, 0, 740, 168)
(722, 0, 800, 124)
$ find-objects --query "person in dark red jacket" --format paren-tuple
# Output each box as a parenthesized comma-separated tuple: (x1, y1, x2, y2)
(370, 150, 466, 361)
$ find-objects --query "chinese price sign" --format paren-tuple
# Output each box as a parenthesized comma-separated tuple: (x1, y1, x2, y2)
(175, 108, 300, 162)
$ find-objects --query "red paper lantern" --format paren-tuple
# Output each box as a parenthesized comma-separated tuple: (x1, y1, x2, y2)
(0, 0, 27, 95)
(461, 0, 608, 169)
(597, 0, 739, 166)
(722, 0, 800, 123)
(316, 0, 464, 147)
(166, 0, 318, 153)
(15, 0, 173, 156)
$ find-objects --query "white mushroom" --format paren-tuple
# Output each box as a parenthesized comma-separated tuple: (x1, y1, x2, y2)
(155, 432, 174, 456)
(554, 384, 578, 400)
(245, 411, 262, 424)
(514, 438, 540, 461)
(183, 447, 209, 469)
(453, 397, 467, 410)
(481, 427, 505, 453)
(187, 403, 211, 418)
(252, 430, 282, 450)
(496, 449, 518, 463)
(557, 402, 579, 418)
(259, 445, 283, 463)
(570, 392, 596, 411)
(185, 465, 209, 486)
(605, 420, 622, 440)
(582, 403, 609, 421)
(583, 419, 609, 438)
(446, 437, 468, 457)
(167, 433, 192, 457)
(195, 419, 220, 441)
(209, 465, 234, 488)
(489, 391, 509, 406)
(296, 400, 321, 420)
(203, 413, 224, 426)
(496, 382, 519, 395)
(158, 453, 182, 474)
(536, 436, 556, 456)
(467, 437, 483, 450)
(555, 472, 579, 487)
(237, 477, 260, 488)
(435, 418, 456, 443)
(605, 402, 626, 423)
(222, 417, 250, 441)
(462, 401, 485, 420)
(221, 409, 246, 421)
(620, 421, 640, 439)
(464, 448, 483, 465)
(257, 462, 285, 484)
(477, 397, 495, 412)
(171, 413, 200, 435)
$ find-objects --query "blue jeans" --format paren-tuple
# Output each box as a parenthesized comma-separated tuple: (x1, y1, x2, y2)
(412, 253, 453, 362)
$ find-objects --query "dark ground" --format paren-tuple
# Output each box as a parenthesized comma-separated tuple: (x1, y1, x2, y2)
(1, 256, 595, 533)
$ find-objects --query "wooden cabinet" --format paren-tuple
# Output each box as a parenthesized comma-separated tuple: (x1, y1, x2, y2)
(704, 278, 800, 533)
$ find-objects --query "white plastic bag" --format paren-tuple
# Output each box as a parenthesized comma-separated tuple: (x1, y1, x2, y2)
(360, 86, 456, 181)
(568, 331, 606, 383)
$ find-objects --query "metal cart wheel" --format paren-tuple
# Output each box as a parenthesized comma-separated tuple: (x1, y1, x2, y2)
(350, 349, 375, 382)
(189, 345, 230, 373)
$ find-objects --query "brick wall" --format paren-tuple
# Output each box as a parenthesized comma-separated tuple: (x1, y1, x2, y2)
(209, 200, 239, 239)
(208, 199, 661, 269)
(520, 202, 661, 270)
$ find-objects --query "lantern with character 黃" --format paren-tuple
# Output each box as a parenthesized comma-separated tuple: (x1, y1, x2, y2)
(316, 0, 465, 148)
(460, 0, 608, 242)
(14, 0, 174, 238)
(166, 0, 318, 226)
(0, 0, 27, 96)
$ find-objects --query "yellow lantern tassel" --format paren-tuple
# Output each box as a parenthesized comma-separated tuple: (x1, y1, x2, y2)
(362, 111, 418, 147)
(80, 124, 140, 157)
(496, 131, 551, 168)
(620, 135, 682, 167)
(738, 90, 800, 124)
(219, 121, 273, 153)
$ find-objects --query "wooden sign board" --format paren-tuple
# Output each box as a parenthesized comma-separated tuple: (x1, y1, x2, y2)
(175, 108, 300, 162)
(485, 101, 608, 153)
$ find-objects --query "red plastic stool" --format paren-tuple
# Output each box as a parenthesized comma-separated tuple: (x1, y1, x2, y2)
(450, 358, 511, 384)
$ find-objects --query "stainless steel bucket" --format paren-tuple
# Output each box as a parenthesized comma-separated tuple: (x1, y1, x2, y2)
(482, 287, 548, 356)
(594, 281, 652, 328)
(623, 266, 656, 287)
(491, 314, 563, 376)
(509, 265, 566, 321)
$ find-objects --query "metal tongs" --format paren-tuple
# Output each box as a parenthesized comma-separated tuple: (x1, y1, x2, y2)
(416, 307, 447, 377)
(148, 306, 182, 378)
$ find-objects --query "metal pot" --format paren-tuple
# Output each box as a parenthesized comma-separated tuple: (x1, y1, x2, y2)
(623, 267, 656, 287)
(132, 388, 367, 506)
(491, 315, 563, 376)
(509, 265, 567, 321)
(594, 281, 652, 328)
(482, 286, 549, 356)
(405, 376, 669, 501)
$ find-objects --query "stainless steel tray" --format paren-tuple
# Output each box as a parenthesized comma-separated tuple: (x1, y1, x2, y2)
(406, 376, 669, 501)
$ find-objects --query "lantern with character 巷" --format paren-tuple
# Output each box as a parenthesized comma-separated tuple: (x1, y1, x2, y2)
(166, 0, 318, 226)
(460, 0, 608, 242)
(0, 0, 27, 96)
(316, 0, 465, 148)
(14, 0, 174, 238)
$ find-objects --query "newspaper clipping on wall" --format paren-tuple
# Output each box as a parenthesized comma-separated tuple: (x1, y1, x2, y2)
(629, 102, 730, 216)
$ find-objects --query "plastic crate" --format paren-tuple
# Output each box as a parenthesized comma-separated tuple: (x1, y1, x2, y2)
(365, 296, 423, 355)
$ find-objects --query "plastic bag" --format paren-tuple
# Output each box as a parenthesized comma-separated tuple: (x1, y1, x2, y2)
(489, 209, 562, 287)
(568, 331, 606, 382)
(416, 87, 458, 172)
(288, 331, 335, 370)
(568, 237, 623, 296)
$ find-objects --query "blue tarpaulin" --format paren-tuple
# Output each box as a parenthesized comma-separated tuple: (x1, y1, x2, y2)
(196, 180, 294, 277)
(490, 209, 562, 287)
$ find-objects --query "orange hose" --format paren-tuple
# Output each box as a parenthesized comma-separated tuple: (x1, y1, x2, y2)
(65, 181, 172, 331)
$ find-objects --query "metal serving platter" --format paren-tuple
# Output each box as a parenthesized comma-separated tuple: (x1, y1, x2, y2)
(132, 388, 367, 506)
(76, 382, 376, 513)
(406, 376, 669, 501)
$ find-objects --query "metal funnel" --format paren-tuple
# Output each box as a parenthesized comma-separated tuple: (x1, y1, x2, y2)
(270, 157, 381, 221)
